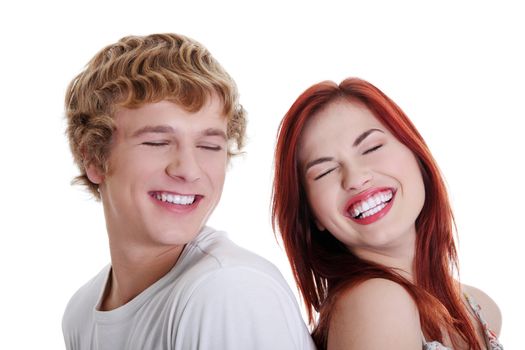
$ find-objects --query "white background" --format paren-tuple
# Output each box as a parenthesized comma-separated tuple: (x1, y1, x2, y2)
(1, 0, 523, 348)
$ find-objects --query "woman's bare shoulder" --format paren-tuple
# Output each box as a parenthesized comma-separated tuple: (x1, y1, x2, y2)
(462, 283, 502, 336)
(327, 278, 422, 350)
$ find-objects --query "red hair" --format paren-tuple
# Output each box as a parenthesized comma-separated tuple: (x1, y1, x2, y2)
(272, 78, 482, 349)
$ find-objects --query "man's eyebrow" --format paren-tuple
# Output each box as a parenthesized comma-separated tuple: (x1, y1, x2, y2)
(132, 125, 175, 137)
(132, 125, 227, 141)
(201, 128, 227, 141)
(305, 157, 335, 172)
(353, 128, 384, 147)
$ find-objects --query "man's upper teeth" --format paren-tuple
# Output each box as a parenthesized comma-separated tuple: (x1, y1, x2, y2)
(156, 193, 195, 205)
(350, 190, 393, 218)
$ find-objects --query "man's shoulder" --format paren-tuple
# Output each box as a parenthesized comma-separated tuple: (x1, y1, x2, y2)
(174, 227, 293, 306)
(62, 265, 109, 331)
(187, 226, 283, 279)
(172, 230, 316, 350)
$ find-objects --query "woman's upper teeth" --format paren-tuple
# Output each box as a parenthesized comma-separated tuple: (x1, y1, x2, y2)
(350, 190, 393, 218)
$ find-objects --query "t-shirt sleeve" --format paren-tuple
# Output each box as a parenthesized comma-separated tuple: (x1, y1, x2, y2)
(172, 267, 316, 350)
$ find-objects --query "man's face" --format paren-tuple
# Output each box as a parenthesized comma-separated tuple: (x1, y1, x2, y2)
(87, 96, 228, 250)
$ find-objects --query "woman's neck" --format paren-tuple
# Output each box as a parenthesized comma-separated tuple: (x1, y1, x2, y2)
(350, 230, 417, 280)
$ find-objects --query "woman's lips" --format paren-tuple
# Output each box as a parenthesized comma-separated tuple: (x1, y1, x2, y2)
(345, 187, 396, 225)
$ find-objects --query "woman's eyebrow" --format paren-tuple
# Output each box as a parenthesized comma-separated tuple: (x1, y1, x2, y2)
(304, 129, 384, 172)
(353, 128, 384, 147)
(305, 157, 334, 172)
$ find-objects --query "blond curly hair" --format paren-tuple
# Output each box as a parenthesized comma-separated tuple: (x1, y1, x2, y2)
(65, 33, 246, 198)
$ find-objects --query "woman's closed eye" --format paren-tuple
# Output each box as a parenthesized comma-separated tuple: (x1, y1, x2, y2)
(314, 167, 338, 180)
(362, 144, 383, 155)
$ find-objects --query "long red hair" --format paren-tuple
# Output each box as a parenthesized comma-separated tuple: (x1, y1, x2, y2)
(272, 78, 482, 349)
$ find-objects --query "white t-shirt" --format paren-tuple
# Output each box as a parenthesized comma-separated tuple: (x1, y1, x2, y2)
(62, 227, 316, 350)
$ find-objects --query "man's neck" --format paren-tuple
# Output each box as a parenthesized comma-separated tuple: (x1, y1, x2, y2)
(100, 243, 185, 311)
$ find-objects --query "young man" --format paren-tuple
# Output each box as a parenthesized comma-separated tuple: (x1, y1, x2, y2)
(62, 33, 316, 350)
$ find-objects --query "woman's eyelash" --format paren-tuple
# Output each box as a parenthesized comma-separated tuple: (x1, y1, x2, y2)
(363, 144, 383, 155)
(312, 145, 383, 180)
(314, 167, 337, 180)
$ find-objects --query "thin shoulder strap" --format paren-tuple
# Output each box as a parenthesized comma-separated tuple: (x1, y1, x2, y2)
(421, 329, 428, 344)
(421, 329, 452, 349)
(463, 292, 504, 350)
(463, 292, 487, 325)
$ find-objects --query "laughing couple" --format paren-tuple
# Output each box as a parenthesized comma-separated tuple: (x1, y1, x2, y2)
(62, 33, 503, 350)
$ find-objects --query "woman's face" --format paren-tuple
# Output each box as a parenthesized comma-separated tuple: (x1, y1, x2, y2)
(297, 98, 425, 258)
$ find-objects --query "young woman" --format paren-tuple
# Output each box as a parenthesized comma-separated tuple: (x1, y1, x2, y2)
(272, 78, 503, 350)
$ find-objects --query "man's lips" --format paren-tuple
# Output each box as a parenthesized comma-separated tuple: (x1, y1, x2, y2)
(345, 187, 395, 221)
(149, 191, 203, 206)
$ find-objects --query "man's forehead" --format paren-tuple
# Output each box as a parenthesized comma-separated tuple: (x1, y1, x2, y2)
(113, 100, 227, 138)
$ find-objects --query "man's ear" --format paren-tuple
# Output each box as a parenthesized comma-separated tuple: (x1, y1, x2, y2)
(85, 162, 104, 184)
